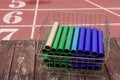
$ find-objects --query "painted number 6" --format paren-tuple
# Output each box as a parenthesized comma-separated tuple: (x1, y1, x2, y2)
(9, 0, 26, 8)
(3, 11, 23, 24)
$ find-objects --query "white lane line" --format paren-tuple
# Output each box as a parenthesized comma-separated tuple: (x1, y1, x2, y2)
(0, 23, 120, 27)
(12, 0, 15, 3)
(31, 0, 39, 39)
(38, 8, 120, 11)
(1, 7, 120, 11)
(0, 9, 35, 11)
(85, 0, 120, 17)
(35, 23, 120, 26)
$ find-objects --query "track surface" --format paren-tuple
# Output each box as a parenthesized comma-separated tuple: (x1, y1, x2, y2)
(0, 0, 120, 40)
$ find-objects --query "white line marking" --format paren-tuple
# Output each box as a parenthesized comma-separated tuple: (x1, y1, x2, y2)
(0, 25, 33, 27)
(1, 7, 120, 11)
(38, 23, 120, 27)
(85, 0, 120, 17)
(12, 0, 15, 3)
(38, 8, 120, 10)
(31, 0, 39, 39)
(0, 9, 35, 11)
(0, 23, 120, 27)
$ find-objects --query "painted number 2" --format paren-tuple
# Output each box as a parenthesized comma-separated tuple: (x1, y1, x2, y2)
(3, 11, 23, 24)
(0, 28, 19, 40)
(9, 0, 26, 8)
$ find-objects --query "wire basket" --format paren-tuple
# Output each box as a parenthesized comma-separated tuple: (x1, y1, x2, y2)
(38, 11, 110, 77)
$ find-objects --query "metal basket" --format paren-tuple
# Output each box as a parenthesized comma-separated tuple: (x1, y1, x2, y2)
(38, 11, 110, 78)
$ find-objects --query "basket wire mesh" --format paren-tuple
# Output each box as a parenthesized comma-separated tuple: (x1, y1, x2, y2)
(38, 11, 110, 78)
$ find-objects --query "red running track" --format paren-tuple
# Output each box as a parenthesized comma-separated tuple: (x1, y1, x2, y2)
(0, 0, 120, 40)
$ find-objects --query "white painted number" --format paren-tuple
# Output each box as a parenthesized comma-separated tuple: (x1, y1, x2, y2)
(9, 0, 26, 8)
(3, 11, 23, 24)
(0, 28, 19, 40)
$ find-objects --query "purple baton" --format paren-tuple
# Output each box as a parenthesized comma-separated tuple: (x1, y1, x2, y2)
(98, 30, 104, 57)
(84, 27, 91, 56)
(77, 27, 86, 57)
(91, 28, 98, 57)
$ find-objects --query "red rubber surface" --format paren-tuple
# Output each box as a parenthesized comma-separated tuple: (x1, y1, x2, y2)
(0, 0, 120, 40)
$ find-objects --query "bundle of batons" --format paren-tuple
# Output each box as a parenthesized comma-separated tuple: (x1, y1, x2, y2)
(42, 22, 104, 70)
